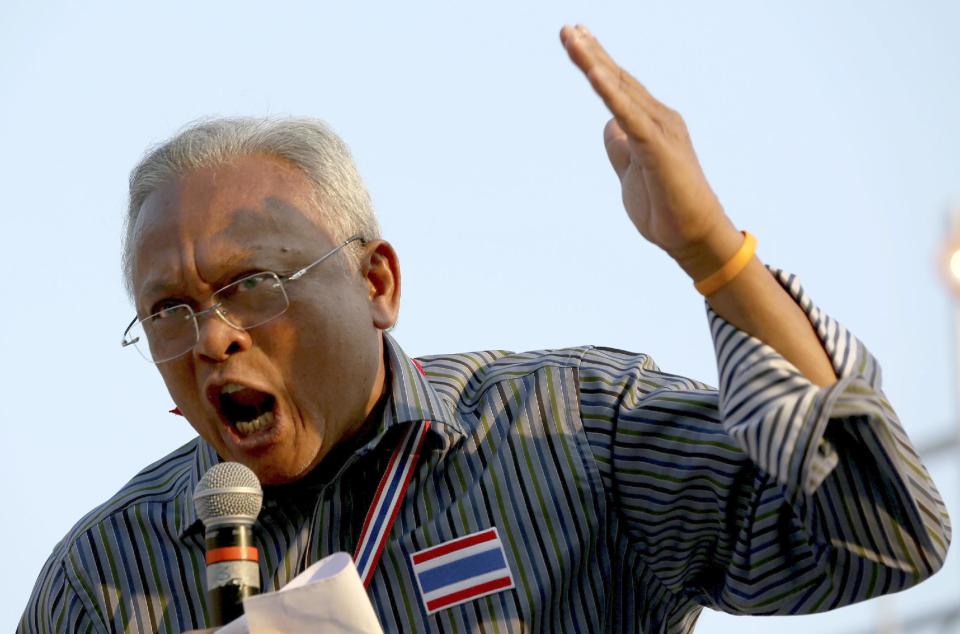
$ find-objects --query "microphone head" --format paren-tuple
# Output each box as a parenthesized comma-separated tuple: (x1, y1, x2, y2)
(193, 462, 263, 528)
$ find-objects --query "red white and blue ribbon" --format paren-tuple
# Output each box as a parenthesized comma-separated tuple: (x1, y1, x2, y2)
(353, 419, 430, 588)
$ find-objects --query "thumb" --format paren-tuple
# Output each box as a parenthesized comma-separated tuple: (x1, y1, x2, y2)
(603, 118, 630, 180)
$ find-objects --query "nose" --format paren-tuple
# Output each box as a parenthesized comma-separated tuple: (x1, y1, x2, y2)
(193, 307, 252, 362)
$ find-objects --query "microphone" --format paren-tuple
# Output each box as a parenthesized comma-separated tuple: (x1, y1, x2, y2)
(193, 462, 264, 627)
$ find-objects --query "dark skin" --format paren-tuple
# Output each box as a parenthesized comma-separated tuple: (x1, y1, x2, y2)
(181, 24, 837, 632)
(560, 25, 836, 386)
(131, 154, 402, 487)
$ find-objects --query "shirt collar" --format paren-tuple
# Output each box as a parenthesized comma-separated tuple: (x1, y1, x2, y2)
(380, 332, 462, 436)
(177, 332, 461, 538)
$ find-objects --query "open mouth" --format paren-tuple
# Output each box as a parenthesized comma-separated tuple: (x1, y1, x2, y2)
(215, 383, 278, 437)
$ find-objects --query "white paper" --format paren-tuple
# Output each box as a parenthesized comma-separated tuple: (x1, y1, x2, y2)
(216, 552, 383, 634)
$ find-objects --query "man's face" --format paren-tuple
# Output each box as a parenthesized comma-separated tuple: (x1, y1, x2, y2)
(130, 154, 398, 485)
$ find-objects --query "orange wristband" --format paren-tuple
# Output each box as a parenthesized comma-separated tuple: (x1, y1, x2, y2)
(693, 231, 757, 296)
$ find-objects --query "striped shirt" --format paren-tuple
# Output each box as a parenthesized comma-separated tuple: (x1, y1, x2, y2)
(20, 269, 951, 633)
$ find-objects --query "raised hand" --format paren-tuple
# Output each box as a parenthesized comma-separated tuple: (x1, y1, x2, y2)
(561, 24, 837, 386)
(560, 24, 741, 279)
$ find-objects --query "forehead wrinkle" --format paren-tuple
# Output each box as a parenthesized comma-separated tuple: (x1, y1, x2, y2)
(210, 196, 330, 246)
(134, 231, 204, 311)
(134, 179, 330, 309)
(195, 197, 331, 283)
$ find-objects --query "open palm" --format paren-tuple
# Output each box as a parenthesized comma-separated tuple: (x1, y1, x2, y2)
(561, 25, 731, 260)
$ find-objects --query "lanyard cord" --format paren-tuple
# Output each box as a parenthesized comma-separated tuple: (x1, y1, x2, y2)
(352, 419, 430, 587)
(352, 358, 431, 587)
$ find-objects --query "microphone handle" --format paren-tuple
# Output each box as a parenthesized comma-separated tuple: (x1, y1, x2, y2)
(205, 524, 260, 626)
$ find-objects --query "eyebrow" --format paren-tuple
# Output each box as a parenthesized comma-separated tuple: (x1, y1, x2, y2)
(139, 251, 292, 307)
(137, 197, 323, 306)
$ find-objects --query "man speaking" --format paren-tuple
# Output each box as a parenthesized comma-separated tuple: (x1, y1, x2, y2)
(20, 25, 950, 633)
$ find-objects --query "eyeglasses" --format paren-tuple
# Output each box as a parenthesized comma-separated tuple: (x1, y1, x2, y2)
(122, 236, 365, 364)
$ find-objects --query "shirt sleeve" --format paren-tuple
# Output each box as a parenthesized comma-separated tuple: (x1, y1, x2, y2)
(577, 267, 951, 616)
(18, 547, 102, 634)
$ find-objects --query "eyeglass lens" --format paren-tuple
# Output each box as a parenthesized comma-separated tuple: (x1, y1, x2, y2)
(129, 272, 289, 363)
(212, 272, 288, 329)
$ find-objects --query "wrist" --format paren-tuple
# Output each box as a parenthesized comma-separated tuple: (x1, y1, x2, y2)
(667, 218, 743, 282)
(668, 220, 744, 282)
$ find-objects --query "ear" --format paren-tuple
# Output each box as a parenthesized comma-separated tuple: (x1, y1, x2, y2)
(361, 240, 401, 330)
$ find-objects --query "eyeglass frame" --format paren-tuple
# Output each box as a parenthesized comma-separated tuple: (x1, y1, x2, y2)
(121, 235, 366, 363)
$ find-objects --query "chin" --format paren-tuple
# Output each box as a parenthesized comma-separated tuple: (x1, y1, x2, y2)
(241, 460, 297, 486)
(245, 453, 318, 487)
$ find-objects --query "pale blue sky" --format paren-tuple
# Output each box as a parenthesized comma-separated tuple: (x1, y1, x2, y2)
(3, 1, 958, 631)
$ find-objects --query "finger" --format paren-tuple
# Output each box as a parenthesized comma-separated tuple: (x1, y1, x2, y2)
(561, 25, 616, 77)
(603, 119, 631, 179)
(561, 25, 662, 114)
(587, 64, 658, 144)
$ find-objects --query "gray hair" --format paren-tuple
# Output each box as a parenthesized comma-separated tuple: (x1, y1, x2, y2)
(122, 116, 380, 297)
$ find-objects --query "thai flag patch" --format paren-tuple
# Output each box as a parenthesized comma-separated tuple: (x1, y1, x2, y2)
(410, 527, 515, 615)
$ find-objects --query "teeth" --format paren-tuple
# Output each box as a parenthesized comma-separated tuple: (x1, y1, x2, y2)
(222, 383, 245, 394)
(234, 410, 275, 436)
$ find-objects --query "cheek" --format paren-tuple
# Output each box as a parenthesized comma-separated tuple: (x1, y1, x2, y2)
(279, 298, 378, 410)
(157, 363, 193, 404)
(251, 315, 335, 414)
(256, 318, 301, 372)
(282, 287, 361, 362)
(273, 304, 342, 385)
(156, 363, 213, 434)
